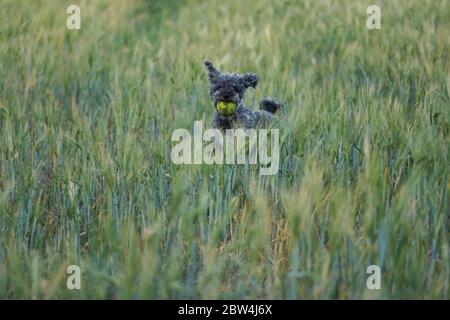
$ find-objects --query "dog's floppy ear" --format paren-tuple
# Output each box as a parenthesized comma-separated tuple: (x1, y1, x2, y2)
(241, 72, 258, 89)
(204, 60, 220, 82)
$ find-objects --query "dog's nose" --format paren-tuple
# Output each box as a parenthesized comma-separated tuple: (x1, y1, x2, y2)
(223, 92, 232, 100)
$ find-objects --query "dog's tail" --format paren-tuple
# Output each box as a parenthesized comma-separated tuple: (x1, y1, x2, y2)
(259, 97, 284, 114)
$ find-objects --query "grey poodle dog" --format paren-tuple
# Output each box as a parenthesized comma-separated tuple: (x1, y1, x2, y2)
(204, 61, 283, 131)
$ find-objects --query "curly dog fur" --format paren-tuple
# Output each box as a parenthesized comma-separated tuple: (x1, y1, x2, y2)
(204, 61, 283, 130)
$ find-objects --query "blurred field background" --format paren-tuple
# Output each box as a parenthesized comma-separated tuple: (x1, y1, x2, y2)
(0, 0, 448, 299)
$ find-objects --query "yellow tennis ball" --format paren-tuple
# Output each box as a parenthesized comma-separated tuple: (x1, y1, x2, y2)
(216, 101, 236, 116)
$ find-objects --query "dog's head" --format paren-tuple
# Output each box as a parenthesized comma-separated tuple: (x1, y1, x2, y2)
(204, 61, 258, 116)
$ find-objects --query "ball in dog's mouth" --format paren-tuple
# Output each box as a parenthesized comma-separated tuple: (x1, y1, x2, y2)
(216, 101, 236, 116)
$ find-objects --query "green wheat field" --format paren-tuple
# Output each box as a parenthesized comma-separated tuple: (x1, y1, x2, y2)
(0, 0, 448, 299)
